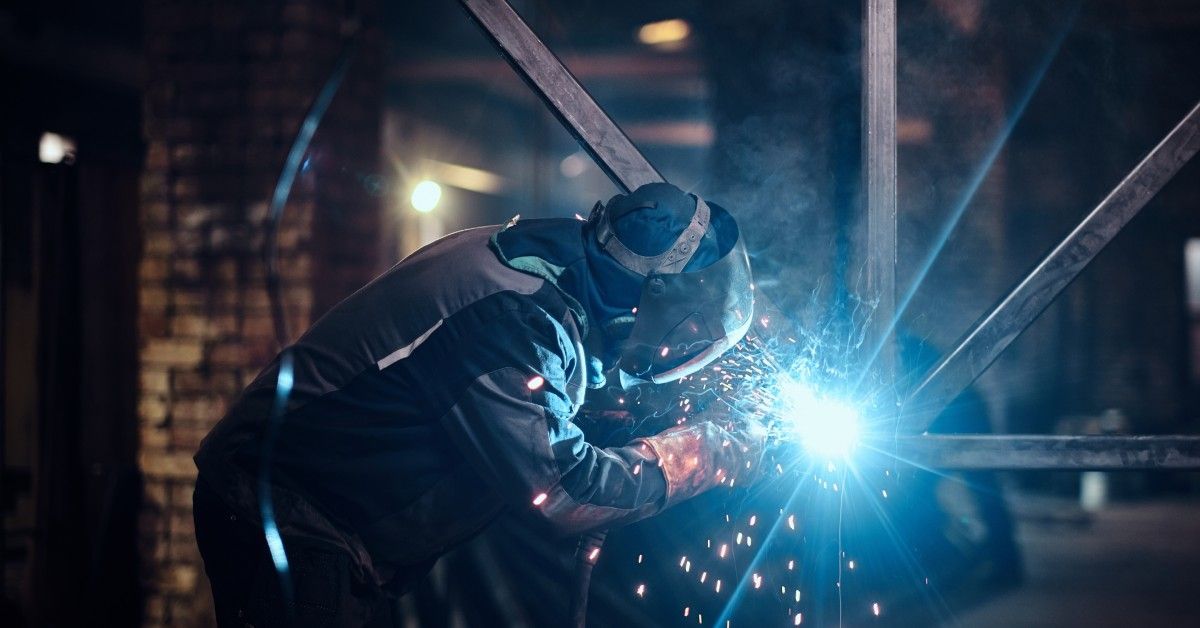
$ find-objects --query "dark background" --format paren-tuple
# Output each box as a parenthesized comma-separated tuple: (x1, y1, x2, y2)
(3, 0, 1200, 626)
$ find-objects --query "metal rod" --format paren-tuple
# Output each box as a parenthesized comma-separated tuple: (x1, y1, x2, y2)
(459, 0, 664, 193)
(862, 0, 899, 395)
(903, 102, 1200, 432)
(876, 435, 1200, 470)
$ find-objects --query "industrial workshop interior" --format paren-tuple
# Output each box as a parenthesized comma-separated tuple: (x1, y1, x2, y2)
(4, 0, 1200, 626)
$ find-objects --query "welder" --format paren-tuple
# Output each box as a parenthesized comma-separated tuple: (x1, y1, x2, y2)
(192, 182, 764, 626)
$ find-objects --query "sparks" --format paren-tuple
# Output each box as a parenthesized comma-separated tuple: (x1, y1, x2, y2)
(873, 602, 881, 617)
(531, 492, 548, 506)
(526, 375, 545, 390)
(636, 583, 645, 597)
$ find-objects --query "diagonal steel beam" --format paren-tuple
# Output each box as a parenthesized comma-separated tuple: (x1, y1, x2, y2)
(879, 435, 1200, 470)
(903, 102, 1200, 433)
(459, 0, 663, 193)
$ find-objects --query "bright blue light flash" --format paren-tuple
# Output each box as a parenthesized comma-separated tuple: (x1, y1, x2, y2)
(777, 379, 862, 458)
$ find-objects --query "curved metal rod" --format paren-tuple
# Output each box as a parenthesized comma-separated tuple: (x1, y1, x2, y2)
(264, 31, 361, 347)
(257, 19, 361, 611)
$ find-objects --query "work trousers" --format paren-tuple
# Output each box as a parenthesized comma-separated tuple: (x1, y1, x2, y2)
(193, 478, 397, 627)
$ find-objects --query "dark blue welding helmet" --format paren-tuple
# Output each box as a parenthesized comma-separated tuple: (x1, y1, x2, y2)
(590, 185, 754, 384)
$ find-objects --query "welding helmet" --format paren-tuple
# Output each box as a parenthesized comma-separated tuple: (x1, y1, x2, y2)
(590, 184, 754, 384)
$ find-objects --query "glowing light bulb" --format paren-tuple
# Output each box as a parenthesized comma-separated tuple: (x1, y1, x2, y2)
(410, 180, 442, 213)
(777, 380, 862, 458)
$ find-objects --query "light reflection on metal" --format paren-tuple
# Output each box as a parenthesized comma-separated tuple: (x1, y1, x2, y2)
(881, 435, 1200, 470)
(862, 0, 898, 401)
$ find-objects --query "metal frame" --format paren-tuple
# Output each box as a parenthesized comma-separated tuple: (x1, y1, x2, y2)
(460, 0, 1200, 470)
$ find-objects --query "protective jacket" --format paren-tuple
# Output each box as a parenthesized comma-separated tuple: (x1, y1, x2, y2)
(194, 219, 669, 595)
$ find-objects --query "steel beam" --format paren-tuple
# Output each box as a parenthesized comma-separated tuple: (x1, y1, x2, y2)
(459, 0, 664, 193)
(878, 435, 1200, 471)
(904, 102, 1200, 432)
(863, 0, 899, 394)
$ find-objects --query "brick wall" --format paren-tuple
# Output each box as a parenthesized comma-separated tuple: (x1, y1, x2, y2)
(138, 1, 380, 624)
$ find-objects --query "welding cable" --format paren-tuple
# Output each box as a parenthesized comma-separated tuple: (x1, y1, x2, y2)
(257, 14, 361, 613)
(571, 530, 609, 628)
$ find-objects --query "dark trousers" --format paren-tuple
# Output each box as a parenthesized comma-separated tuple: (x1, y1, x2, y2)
(193, 478, 397, 627)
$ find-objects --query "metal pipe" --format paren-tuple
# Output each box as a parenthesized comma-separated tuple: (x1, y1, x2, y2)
(874, 434, 1200, 470)
(903, 102, 1200, 432)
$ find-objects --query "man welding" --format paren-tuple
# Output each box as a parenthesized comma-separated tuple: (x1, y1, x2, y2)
(193, 182, 764, 626)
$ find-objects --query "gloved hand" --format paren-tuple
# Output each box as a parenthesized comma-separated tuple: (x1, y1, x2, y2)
(631, 412, 767, 509)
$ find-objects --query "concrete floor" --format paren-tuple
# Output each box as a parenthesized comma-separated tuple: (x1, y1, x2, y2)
(952, 497, 1200, 627)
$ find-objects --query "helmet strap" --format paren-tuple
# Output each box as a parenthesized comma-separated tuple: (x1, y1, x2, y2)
(593, 196, 711, 276)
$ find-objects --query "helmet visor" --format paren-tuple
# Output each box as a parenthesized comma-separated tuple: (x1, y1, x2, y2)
(619, 235, 754, 384)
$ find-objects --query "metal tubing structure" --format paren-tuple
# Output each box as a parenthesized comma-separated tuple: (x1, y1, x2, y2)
(459, 0, 664, 194)
(904, 102, 1200, 433)
(863, 0, 899, 397)
(882, 435, 1200, 471)
(462, 0, 1200, 471)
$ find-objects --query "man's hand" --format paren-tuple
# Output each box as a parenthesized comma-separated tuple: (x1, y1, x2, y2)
(631, 411, 767, 508)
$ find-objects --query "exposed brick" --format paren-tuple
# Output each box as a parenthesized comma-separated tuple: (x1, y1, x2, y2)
(141, 369, 171, 395)
(141, 339, 204, 367)
(158, 564, 200, 595)
(143, 480, 170, 511)
(137, 2, 382, 623)
(142, 425, 171, 451)
(171, 396, 227, 424)
(169, 313, 214, 337)
(140, 451, 198, 480)
(139, 395, 170, 424)
(142, 231, 175, 256)
(207, 341, 250, 367)
(140, 257, 170, 282)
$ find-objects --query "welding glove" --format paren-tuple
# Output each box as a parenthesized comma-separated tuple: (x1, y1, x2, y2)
(631, 415, 767, 509)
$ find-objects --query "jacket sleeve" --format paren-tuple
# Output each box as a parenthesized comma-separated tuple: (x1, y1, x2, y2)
(435, 316, 669, 536)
